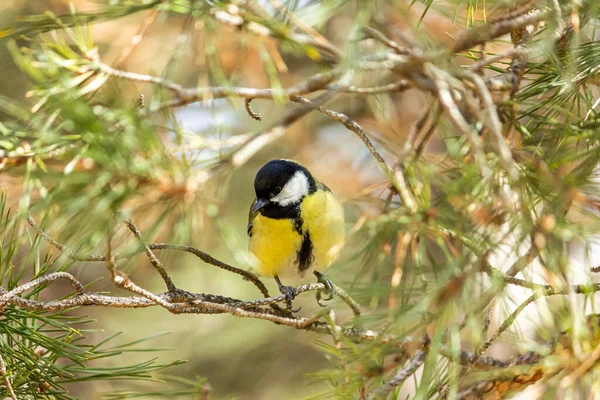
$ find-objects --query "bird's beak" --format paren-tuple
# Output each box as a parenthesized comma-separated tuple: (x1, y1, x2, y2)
(253, 198, 270, 213)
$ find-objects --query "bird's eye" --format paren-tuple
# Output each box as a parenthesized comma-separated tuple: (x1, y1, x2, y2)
(274, 186, 282, 195)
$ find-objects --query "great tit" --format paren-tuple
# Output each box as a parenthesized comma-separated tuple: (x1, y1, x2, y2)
(248, 159, 345, 310)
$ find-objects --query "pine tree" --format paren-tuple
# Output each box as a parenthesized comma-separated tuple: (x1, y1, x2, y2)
(1, 0, 600, 398)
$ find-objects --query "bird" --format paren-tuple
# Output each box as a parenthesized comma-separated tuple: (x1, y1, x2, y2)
(248, 159, 345, 310)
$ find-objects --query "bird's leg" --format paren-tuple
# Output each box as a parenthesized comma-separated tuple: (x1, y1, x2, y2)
(274, 276, 300, 312)
(314, 270, 334, 307)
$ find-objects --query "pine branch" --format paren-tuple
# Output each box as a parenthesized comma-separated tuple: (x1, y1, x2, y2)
(120, 212, 177, 292)
(27, 215, 271, 298)
(22, 210, 600, 400)
(4, 1, 600, 398)
(26, 215, 361, 319)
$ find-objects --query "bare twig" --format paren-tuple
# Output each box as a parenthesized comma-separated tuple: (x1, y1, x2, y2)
(0, 352, 17, 400)
(157, 71, 338, 110)
(148, 243, 270, 298)
(339, 80, 410, 94)
(469, 48, 527, 71)
(224, 90, 341, 169)
(464, 71, 518, 182)
(245, 98, 262, 121)
(367, 349, 427, 399)
(476, 294, 537, 358)
(93, 58, 183, 93)
(427, 65, 490, 177)
(363, 26, 411, 55)
(289, 96, 392, 176)
(89, 51, 339, 110)
(0, 272, 358, 330)
(26, 215, 363, 317)
(0, 272, 84, 307)
(27, 215, 271, 298)
(105, 233, 175, 310)
(27, 215, 105, 262)
(121, 213, 177, 292)
(452, 9, 548, 53)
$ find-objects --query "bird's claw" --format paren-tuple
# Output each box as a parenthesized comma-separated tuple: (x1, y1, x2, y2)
(316, 290, 327, 307)
(315, 274, 335, 306)
(279, 285, 301, 313)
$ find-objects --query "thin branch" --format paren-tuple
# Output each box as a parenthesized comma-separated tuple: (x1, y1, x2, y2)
(90, 51, 339, 110)
(225, 89, 340, 169)
(244, 98, 262, 121)
(0, 272, 84, 306)
(367, 350, 427, 399)
(147, 243, 270, 298)
(27, 215, 271, 298)
(338, 80, 410, 94)
(408, 102, 441, 161)
(236, 283, 361, 317)
(427, 64, 490, 178)
(0, 352, 17, 400)
(476, 294, 537, 358)
(451, 8, 548, 53)
(27, 214, 362, 317)
(121, 213, 177, 292)
(27, 215, 105, 262)
(157, 71, 338, 110)
(289, 96, 392, 176)
(105, 233, 175, 310)
(469, 48, 527, 71)
(464, 71, 518, 182)
(363, 26, 411, 55)
(0, 272, 358, 331)
(94, 58, 183, 94)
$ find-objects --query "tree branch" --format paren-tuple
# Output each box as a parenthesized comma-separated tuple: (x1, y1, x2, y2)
(27, 215, 271, 298)
(121, 212, 177, 292)
(367, 349, 428, 399)
(289, 95, 392, 176)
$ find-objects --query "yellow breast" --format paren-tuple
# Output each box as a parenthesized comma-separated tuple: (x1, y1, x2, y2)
(249, 189, 345, 278)
(249, 215, 301, 277)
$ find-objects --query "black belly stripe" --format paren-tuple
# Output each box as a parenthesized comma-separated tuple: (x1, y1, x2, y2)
(297, 231, 314, 273)
(293, 216, 303, 235)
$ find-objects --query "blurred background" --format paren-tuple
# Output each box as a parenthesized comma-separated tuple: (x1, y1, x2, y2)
(2, 0, 600, 399)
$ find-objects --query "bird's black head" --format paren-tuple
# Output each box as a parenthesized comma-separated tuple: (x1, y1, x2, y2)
(253, 159, 317, 218)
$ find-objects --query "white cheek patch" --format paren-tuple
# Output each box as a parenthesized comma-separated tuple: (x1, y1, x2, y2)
(271, 171, 309, 206)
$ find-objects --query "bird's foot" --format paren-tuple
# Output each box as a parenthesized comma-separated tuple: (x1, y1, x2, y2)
(314, 271, 335, 307)
(278, 285, 301, 313)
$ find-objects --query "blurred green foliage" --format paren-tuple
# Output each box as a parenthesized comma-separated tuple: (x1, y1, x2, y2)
(1, 0, 600, 399)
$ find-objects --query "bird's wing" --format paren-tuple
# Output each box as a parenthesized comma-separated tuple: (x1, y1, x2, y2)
(247, 198, 257, 237)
